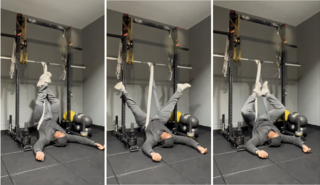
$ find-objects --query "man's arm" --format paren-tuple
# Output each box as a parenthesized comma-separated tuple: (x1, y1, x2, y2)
(36, 83, 48, 101)
(33, 134, 50, 156)
(280, 134, 305, 148)
(142, 137, 157, 157)
(66, 134, 96, 146)
(173, 135, 199, 149)
(245, 136, 261, 155)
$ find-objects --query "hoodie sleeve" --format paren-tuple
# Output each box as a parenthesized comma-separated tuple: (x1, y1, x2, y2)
(33, 133, 50, 155)
(66, 134, 96, 146)
(245, 136, 261, 155)
(280, 134, 305, 148)
(142, 135, 157, 158)
(173, 135, 199, 150)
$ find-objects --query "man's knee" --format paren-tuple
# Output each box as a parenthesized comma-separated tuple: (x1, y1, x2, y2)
(279, 107, 285, 115)
(35, 100, 43, 108)
(241, 108, 252, 116)
(51, 99, 60, 106)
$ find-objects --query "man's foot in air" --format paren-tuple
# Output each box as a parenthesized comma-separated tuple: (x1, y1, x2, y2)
(177, 83, 191, 92)
(114, 82, 126, 92)
(253, 81, 261, 96)
(37, 62, 52, 87)
(261, 81, 270, 96)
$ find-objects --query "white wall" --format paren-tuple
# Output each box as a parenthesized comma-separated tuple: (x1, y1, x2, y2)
(188, 16, 211, 127)
(297, 12, 320, 126)
(82, 16, 105, 127)
(213, 6, 299, 129)
(1, 9, 84, 130)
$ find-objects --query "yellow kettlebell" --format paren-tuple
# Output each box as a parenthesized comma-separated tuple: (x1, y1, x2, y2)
(169, 111, 182, 123)
(63, 110, 76, 122)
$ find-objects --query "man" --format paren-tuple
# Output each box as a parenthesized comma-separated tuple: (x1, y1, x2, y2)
(114, 82, 207, 162)
(33, 63, 104, 161)
(241, 81, 311, 158)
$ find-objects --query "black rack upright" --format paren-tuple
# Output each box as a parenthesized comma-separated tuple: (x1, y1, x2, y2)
(8, 14, 78, 151)
(219, 10, 288, 151)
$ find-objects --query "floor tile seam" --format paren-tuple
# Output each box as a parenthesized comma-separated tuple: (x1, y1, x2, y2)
(213, 175, 221, 179)
(167, 155, 203, 165)
(61, 153, 100, 164)
(107, 158, 120, 185)
(274, 153, 315, 165)
(266, 154, 305, 184)
(214, 150, 237, 156)
(107, 151, 131, 157)
(59, 160, 91, 184)
(9, 163, 60, 177)
(273, 159, 304, 184)
(213, 158, 227, 185)
(115, 164, 167, 178)
(1, 156, 15, 185)
(165, 161, 196, 184)
(1, 151, 24, 156)
(1, 175, 9, 178)
(222, 163, 275, 178)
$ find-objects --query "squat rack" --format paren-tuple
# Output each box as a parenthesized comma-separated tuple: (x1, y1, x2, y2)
(1, 14, 84, 150)
(107, 14, 192, 151)
(213, 10, 300, 151)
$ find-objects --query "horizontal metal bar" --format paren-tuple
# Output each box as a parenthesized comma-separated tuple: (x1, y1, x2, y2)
(1, 33, 16, 38)
(213, 30, 229, 36)
(213, 54, 301, 67)
(213, 30, 298, 49)
(106, 56, 192, 69)
(26, 18, 68, 31)
(132, 17, 173, 32)
(107, 33, 123, 39)
(107, 33, 189, 51)
(240, 14, 280, 28)
(1, 56, 86, 69)
(1, 33, 82, 50)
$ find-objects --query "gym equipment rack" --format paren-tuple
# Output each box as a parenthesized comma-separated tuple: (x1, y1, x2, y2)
(107, 14, 192, 151)
(1, 14, 84, 151)
(214, 10, 300, 151)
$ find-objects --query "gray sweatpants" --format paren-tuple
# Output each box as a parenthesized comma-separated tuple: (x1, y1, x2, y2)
(241, 93, 286, 125)
(33, 84, 61, 123)
(123, 90, 183, 129)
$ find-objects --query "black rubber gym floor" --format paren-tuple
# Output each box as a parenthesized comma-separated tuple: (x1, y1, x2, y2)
(213, 124, 320, 184)
(107, 126, 211, 184)
(1, 125, 105, 185)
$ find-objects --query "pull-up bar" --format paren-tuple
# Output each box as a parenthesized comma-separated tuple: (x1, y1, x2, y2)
(26, 17, 69, 31)
(213, 54, 301, 67)
(132, 17, 174, 32)
(107, 56, 192, 69)
(240, 14, 280, 28)
(1, 56, 86, 69)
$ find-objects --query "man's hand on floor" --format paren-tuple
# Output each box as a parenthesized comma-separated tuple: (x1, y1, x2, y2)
(197, 146, 208, 154)
(256, 150, 268, 158)
(151, 152, 162, 162)
(36, 151, 45, 161)
(95, 143, 105, 150)
(302, 145, 311, 153)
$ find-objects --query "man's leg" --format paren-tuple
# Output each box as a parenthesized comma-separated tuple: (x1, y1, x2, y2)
(47, 88, 61, 122)
(259, 82, 285, 123)
(115, 82, 146, 129)
(156, 83, 190, 124)
(33, 84, 49, 123)
(241, 82, 261, 126)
